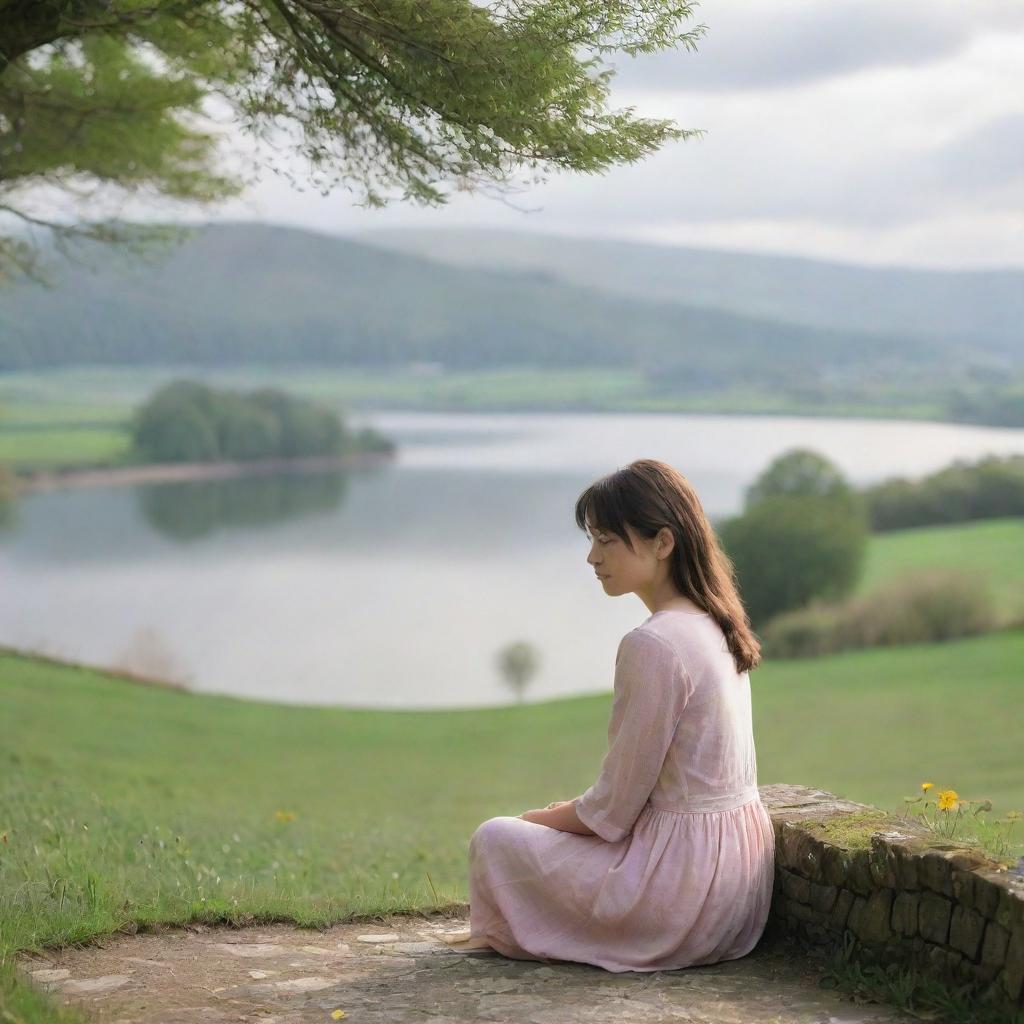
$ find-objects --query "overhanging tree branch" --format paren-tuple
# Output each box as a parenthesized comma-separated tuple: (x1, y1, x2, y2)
(0, 0, 709, 281)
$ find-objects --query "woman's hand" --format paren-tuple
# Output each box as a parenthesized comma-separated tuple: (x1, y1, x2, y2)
(517, 799, 596, 836)
(517, 808, 545, 824)
(518, 800, 572, 824)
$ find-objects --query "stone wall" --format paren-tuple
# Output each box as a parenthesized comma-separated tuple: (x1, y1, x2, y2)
(760, 784, 1024, 1017)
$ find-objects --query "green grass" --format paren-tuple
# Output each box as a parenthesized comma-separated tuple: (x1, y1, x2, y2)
(0, 401, 130, 428)
(2, 630, 1023, 1019)
(0, 396, 135, 470)
(857, 518, 1024, 621)
(0, 428, 133, 468)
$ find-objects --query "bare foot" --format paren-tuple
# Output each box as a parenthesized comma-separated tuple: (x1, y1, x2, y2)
(439, 930, 494, 950)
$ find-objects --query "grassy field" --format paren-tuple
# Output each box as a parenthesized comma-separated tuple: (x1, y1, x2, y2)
(0, 427, 133, 468)
(0, 389, 136, 470)
(3, 629, 1023, 1018)
(856, 518, 1024, 621)
(0, 365, 951, 472)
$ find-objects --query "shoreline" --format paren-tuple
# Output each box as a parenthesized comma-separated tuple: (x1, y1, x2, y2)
(12, 448, 394, 494)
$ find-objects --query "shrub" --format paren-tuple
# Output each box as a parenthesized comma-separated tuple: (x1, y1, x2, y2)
(249, 388, 347, 457)
(719, 491, 868, 626)
(761, 569, 999, 658)
(351, 427, 396, 454)
(133, 399, 220, 463)
(216, 396, 282, 460)
(757, 602, 843, 659)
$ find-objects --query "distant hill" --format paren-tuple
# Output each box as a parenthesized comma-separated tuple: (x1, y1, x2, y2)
(355, 227, 1024, 366)
(0, 222, 1009, 394)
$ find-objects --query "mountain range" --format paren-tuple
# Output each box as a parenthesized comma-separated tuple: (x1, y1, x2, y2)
(0, 223, 1019, 391)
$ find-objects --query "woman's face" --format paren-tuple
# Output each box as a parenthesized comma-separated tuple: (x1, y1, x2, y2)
(585, 519, 665, 596)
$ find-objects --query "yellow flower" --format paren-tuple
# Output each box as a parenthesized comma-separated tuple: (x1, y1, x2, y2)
(937, 789, 959, 811)
(274, 810, 297, 823)
(331, 1012, 347, 1020)
(921, 782, 934, 792)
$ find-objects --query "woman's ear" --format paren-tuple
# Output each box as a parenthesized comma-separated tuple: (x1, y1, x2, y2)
(657, 527, 675, 558)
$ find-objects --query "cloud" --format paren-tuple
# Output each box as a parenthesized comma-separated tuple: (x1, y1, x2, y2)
(931, 111, 1024, 191)
(528, 32, 1024, 231)
(603, 0, 1024, 92)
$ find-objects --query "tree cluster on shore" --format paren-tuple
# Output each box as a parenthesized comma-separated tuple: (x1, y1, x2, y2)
(861, 454, 1024, 531)
(130, 379, 388, 463)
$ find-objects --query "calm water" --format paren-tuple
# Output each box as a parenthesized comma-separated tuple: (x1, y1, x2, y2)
(3, 410, 1024, 709)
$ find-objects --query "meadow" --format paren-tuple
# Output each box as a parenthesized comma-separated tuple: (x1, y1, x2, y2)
(3, 627, 1023, 1015)
(857, 518, 1024, 619)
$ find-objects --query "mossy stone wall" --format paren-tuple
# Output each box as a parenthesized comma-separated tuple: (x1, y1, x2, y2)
(760, 784, 1024, 1016)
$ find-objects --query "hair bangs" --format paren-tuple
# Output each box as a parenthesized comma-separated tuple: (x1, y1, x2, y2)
(574, 473, 635, 551)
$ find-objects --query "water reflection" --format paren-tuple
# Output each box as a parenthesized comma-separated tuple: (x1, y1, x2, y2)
(138, 470, 349, 541)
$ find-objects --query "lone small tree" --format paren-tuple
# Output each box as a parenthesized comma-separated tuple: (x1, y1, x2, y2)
(0, 1, 708, 282)
(0, 462, 15, 527)
(496, 640, 540, 704)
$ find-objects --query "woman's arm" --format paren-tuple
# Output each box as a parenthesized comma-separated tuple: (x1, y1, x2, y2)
(571, 631, 691, 842)
(517, 632, 689, 840)
(518, 798, 597, 835)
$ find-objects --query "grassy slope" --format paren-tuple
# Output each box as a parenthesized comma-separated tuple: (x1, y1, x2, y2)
(3, 631, 1022, 940)
(2, 630, 1022, 1018)
(857, 518, 1024, 618)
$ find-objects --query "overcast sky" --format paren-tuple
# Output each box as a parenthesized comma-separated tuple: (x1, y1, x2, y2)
(130, 0, 1024, 268)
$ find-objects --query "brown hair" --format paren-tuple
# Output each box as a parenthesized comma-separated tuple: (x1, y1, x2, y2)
(575, 458, 761, 674)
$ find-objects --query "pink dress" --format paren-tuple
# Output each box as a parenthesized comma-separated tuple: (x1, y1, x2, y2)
(466, 608, 776, 972)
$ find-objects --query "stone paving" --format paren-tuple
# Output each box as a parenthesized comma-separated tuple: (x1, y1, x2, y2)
(17, 910, 921, 1024)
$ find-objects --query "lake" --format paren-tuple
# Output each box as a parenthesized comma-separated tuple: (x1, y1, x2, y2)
(3, 410, 1023, 708)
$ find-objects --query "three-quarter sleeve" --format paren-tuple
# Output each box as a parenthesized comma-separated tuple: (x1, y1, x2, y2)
(573, 629, 692, 843)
